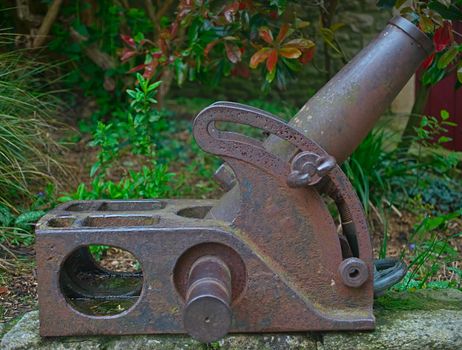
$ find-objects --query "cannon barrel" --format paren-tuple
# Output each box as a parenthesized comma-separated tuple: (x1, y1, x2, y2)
(207, 16, 433, 221)
(265, 16, 433, 163)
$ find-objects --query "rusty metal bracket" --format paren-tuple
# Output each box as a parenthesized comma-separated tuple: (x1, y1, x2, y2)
(36, 103, 375, 343)
(35, 14, 431, 343)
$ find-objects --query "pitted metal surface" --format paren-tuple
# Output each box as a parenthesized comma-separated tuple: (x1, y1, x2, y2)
(35, 15, 432, 343)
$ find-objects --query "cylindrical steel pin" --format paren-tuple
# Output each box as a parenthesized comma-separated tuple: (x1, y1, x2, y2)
(183, 256, 232, 343)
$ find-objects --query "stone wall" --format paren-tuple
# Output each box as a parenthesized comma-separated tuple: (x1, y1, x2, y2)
(2, 289, 462, 350)
(171, 1, 392, 108)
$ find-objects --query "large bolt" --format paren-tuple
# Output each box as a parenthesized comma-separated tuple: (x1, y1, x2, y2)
(183, 256, 232, 342)
(338, 257, 369, 288)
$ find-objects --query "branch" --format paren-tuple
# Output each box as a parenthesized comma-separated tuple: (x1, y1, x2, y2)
(156, 0, 175, 22)
(144, 0, 157, 24)
(32, 0, 63, 48)
(69, 27, 117, 70)
(16, 0, 43, 26)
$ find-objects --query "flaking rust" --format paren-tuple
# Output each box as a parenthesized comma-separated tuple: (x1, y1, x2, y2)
(36, 16, 432, 343)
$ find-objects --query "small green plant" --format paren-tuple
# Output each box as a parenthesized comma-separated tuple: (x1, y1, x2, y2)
(60, 165, 173, 201)
(343, 110, 460, 266)
(0, 184, 56, 265)
(89, 245, 110, 261)
(0, 205, 45, 255)
(342, 129, 388, 217)
(90, 73, 164, 177)
(62, 74, 172, 201)
(393, 210, 461, 291)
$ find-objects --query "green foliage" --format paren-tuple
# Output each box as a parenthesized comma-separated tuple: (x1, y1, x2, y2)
(60, 165, 172, 201)
(343, 110, 461, 289)
(0, 204, 45, 250)
(389, 1, 462, 86)
(119, 1, 317, 91)
(0, 46, 63, 211)
(393, 210, 462, 291)
(1, 184, 56, 258)
(62, 74, 175, 202)
(89, 245, 110, 261)
(344, 110, 460, 217)
(342, 129, 388, 216)
(48, 1, 135, 112)
(89, 74, 165, 177)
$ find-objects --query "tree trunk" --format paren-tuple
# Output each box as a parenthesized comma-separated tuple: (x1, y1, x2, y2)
(157, 68, 173, 109)
(396, 83, 430, 152)
(32, 0, 63, 48)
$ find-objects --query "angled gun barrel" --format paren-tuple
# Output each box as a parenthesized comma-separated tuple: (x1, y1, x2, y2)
(208, 16, 433, 221)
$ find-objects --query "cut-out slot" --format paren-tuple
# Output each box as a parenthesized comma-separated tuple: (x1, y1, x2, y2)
(177, 206, 212, 219)
(83, 215, 160, 227)
(98, 200, 166, 212)
(47, 217, 76, 228)
(60, 245, 143, 316)
(65, 202, 98, 212)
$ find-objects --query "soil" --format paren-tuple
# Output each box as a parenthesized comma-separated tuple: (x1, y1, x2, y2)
(0, 262, 37, 323)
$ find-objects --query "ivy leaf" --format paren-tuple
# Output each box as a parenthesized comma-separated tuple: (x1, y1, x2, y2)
(285, 38, 314, 49)
(0, 205, 12, 227)
(14, 211, 46, 231)
(433, 22, 454, 52)
(225, 43, 242, 63)
(421, 53, 435, 70)
(437, 46, 458, 69)
(438, 136, 451, 143)
(299, 46, 316, 64)
(250, 47, 272, 68)
(120, 48, 137, 62)
(279, 47, 302, 59)
(204, 39, 221, 56)
(259, 27, 274, 44)
(266, 49, 278, 73)
(276, 24, 291, 43)
(121, 34, 136, 49)
(457, 63, 462, 84)
(428, 1, 462, 20)
(440, 109, 450, 120)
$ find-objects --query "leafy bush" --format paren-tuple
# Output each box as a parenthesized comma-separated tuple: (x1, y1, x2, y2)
(89, 74, 165, 177)
(62, 74, 173, 201)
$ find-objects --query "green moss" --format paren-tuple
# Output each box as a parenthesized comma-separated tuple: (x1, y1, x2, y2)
(375, 289, 462, 311)
(1, 314, 22, 337)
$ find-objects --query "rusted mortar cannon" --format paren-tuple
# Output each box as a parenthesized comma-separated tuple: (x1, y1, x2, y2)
(35, 16, 432, 343)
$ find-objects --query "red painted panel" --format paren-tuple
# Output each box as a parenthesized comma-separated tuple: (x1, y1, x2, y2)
(419, 22, 462, 151)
